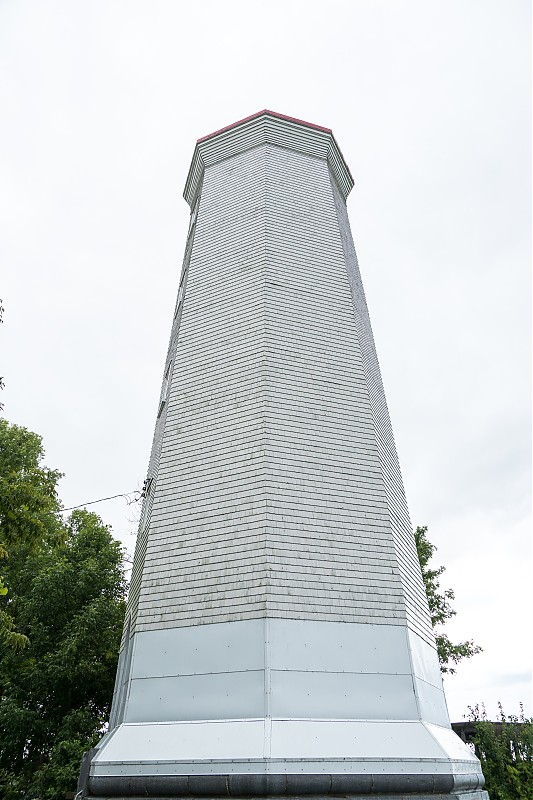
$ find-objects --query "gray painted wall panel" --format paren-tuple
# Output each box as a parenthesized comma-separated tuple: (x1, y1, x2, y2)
(269, 670, 419, 720)
(268, 619, 411, 674)
(414, 677, 450, 729)
(124, 671, 266, 723)
(114, 620, 450, 727)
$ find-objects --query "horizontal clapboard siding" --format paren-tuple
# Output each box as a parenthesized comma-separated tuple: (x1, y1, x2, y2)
(330, 176, 435, 645)
(122, 130, 434, 648)
(260, 144, 406, 626)
(135, 144, 268, 632)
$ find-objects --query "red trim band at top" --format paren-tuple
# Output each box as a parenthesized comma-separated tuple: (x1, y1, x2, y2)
(197, 110, 332, 144)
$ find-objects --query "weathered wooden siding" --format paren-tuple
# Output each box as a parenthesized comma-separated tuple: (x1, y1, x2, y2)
(123, 132, 433, 645)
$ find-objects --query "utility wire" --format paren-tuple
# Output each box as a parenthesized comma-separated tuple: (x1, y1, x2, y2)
(62, 491, 141, 511)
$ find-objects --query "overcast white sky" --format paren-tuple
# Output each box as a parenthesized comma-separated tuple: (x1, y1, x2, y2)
(1, 0, 531, 722)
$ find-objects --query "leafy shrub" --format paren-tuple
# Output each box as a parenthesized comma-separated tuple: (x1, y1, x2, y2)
(469, 704, 533, 800)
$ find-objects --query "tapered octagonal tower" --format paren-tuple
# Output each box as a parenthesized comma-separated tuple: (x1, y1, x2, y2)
(80, 111, 487, 799)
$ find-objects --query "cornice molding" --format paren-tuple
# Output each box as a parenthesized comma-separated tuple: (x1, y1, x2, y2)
(183, 110, 354, 207)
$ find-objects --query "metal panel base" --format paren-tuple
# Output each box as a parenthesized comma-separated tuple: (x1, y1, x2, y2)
(79, 751, 489, 798)
(82, 719, 486, 800)
(87, 776, 487, 796)
(86, 791, 490, 800)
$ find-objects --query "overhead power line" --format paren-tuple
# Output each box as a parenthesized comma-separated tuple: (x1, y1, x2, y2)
(62, 491, 141, 512)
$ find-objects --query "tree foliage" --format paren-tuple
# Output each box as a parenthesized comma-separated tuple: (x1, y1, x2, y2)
(0, 419, 127, 798)
(0, 509, 127, 798)
(0, 420, 64, 648)
(0, 420, 63, 549)
(0, 298, 4, 411)
(468, 704, 533, 800)
(414, 525, 482, 674)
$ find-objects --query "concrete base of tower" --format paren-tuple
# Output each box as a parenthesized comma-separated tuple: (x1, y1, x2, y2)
(77, 719, 487, 799)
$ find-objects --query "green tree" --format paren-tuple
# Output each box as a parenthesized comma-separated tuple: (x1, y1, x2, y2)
(0, 508, 127, 799)
(468, 703, 533, 800)
(415, 525, 482, 674)
(0, 419, 64, 648)
(0, 298, 4, 411)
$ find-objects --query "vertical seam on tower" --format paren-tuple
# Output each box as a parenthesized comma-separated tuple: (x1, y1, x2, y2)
(262, 148, 272, 760)
(263, 144, 270, 617)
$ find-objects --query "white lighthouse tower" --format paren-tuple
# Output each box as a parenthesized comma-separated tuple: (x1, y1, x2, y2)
(80, 111, 487, 799)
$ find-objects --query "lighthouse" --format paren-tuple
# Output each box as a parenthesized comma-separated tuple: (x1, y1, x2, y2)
(80, 111, 487, 799)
